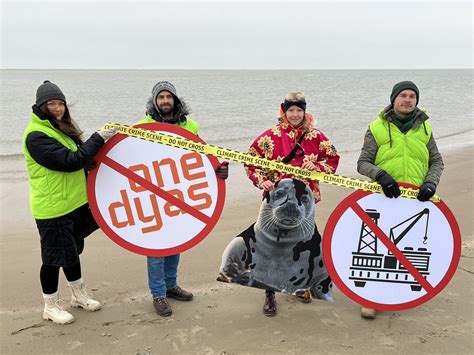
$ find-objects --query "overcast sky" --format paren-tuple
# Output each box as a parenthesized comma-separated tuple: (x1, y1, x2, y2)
(1, 0, 472, 69)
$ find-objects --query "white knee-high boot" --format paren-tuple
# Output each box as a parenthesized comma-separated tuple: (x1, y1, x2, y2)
(69, 278, 101, 311)
(43, 292, 74, 324)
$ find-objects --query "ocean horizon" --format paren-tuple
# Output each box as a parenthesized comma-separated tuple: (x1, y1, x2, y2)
(1, 69, 472, 179)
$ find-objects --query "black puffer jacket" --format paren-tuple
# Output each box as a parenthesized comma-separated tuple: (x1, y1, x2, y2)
(26, 105, 105, 172)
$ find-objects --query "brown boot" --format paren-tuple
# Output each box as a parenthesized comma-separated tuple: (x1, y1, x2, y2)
(153, 297, 172, 317)
(361, 307, 377, 319)
(263, 291, 277, 317)
(166, 286, 193, 301)
(295, 290, 312, 303)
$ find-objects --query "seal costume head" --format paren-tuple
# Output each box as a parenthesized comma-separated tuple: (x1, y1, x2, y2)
(218, 178, 333, 301)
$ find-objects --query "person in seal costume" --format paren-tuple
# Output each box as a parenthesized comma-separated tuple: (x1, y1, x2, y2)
(219, 92, 339, 316)
(218, 178, 333, 304)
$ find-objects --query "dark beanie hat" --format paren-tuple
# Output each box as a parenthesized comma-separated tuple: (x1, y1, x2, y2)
(151, 80, 181, 111)
(152, 80, 177, 98)
(36, 80, 66, 107)
(390, 81, 419, 105)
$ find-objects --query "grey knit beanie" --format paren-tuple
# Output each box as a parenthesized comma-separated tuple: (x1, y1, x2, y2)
(36, 80, 66, 107)
(151, 81, 181, 111)
(390, 81, 419, 105)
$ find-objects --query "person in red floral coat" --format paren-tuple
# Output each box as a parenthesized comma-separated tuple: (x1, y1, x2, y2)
(245, 92, 340, 202)
(245, 92, 340, 316)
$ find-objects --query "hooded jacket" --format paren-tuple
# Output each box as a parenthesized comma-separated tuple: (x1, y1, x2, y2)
(357, 105, 444, 186)
(140, 97, 199, 134)
(145, 95, 190, 123)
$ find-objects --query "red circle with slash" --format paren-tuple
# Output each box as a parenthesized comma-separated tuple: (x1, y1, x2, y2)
(87, 123, 226, 257)
(322, 184, 461, 311)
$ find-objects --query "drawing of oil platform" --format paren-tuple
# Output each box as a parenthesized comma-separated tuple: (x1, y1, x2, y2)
(349, 208, 431, 292)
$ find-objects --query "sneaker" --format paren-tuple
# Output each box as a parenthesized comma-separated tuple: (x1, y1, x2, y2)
(263, 291, 277, 317)
(153, 297, 172, 317)
(166, 286, 193, 301)
(361, 307, 377, 319)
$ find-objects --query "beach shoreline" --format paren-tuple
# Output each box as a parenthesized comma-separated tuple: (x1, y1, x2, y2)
(1, 144, 473, 354)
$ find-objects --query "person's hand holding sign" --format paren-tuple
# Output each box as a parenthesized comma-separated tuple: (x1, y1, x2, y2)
(301, 161, 316, 170)
(97, 127, 118, 142)
(215, 161, 229, 179)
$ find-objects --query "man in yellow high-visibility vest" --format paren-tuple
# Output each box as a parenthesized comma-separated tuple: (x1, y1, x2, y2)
(357, 80, 444, 319)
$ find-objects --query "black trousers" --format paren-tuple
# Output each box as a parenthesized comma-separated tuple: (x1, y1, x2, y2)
(36, 204, 98, 294)
(36, 203, 98, 267)
(40, 261, 82, 294)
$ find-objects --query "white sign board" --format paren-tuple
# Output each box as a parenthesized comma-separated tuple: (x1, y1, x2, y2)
(88, 123, 226, 256)
(323, 186, 461, 311)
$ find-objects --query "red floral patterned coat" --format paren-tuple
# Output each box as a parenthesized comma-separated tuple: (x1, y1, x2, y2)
(245, 114, 340, 203)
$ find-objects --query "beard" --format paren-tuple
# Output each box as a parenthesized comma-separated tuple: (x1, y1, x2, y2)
(158, 104, 173, 115)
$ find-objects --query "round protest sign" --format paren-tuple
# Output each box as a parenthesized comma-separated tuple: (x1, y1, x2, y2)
(322, 184, 461, 311)
(87, 123, 226, 256)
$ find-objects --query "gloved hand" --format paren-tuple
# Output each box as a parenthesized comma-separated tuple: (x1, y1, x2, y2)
(215, 161, 229, 179)
(97, 127, 118, 141)
(417, 182, 436, 202)
(376, 171, 401, 198)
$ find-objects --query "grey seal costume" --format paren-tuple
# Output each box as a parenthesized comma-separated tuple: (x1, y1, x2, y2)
(218, 178, 333, 301)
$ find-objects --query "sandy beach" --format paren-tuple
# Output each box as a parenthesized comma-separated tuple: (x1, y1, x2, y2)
(1, 144, 472, 354)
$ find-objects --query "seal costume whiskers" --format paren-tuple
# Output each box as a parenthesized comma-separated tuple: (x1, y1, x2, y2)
(218, 178, 333, 301)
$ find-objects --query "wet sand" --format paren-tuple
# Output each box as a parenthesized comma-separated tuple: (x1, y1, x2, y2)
(1, 146, 473, 354)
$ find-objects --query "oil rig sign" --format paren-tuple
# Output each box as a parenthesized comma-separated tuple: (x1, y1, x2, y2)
(322, 184, 461, 311)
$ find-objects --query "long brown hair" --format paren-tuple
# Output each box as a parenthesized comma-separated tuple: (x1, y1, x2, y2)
(40, 103, 84, 142)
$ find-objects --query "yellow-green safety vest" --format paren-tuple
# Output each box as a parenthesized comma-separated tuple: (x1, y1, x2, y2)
(370, 113, 432, 186)
(23, 113, 88, 219)
(135, 115, 199, 135)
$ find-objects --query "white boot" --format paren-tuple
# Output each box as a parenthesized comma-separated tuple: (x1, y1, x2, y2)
(69, 279, 101, 311)
(43, 292, 74, 325)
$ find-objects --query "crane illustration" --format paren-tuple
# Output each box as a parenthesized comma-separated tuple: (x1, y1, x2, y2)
(349, 208, 431, 292)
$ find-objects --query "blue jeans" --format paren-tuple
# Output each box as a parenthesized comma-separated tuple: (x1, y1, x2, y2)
(147, 254, 180, 299)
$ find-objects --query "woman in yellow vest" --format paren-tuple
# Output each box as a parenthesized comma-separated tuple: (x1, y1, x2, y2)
(357, 80, 444, 319)
(23, 80, 116, 324)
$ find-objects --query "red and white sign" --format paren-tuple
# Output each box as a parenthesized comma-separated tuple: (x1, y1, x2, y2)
(322, 184, 461, 311)
(87, 123, 226, 257)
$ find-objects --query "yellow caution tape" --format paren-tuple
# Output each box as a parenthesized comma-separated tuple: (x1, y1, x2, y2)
(101, 123, 440, 203)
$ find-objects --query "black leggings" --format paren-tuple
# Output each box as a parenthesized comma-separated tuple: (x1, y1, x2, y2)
(40, 261, 82, 294)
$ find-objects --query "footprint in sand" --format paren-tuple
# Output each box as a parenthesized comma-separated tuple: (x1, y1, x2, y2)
(67, 341, 84, 350)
